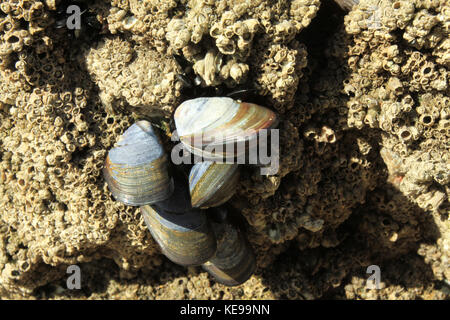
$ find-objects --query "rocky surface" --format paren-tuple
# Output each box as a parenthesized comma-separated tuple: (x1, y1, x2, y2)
(0, 0, 448, 299)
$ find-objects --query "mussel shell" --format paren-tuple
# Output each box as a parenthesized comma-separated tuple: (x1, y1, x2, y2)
(174, 97, 278, 160)
(141, 205, 217, 266)
(153, 169, 192, 214)
(333, 0, 359, 11)
(189, 161, 240, 209)
(202, 207, 256, 286)
(103, 120, 173, 206)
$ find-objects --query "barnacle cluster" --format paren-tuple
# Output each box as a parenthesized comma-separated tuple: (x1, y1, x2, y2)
(0, 0, 449, 299)
(0, 83, 169, 295)
(0, 1, 166, 296)
(344, 0, 449, 210)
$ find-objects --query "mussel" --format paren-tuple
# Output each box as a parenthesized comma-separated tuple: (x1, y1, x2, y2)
(153, 170, 192, 214)
(189, 161, 240, 209)
(333, 0, 359, 11)
(141, 205, 217, 266)
(103, 120, 173, 206)
(202, 207, 256, 286)
(174, 97, 278, 160)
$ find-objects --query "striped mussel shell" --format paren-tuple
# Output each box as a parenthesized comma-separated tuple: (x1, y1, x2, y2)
(202, 207, 256, 286)
(141, 205, 217, 266)
(189, 161, 240, 209)
(333, 0, 359, 11)
(174, 97, 278, 160)
(103, 120, 173, 206)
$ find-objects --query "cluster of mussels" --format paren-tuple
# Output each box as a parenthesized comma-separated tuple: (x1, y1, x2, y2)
(103, 97, 278, 286)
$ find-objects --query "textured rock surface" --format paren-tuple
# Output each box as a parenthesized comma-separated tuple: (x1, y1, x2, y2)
(0, 0, 448, 299)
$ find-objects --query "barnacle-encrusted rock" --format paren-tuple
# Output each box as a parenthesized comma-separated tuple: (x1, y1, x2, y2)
(342, 0, 449, 284)
(343, 1, 449, 214)
(85, 37, 181, 116)
(0, 0, 449, 300)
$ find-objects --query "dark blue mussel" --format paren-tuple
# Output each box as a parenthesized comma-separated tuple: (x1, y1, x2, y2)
(202, 206, 256, 286)
(153, 169, 192, 214)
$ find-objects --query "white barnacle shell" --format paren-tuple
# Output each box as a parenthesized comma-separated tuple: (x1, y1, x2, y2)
(189, 161, 240, 209)
(122, 15, 138, 30)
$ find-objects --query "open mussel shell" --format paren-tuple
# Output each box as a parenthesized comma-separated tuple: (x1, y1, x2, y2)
(153, 170, 192, 214)
(189, 161, 240, 209)
(103, 120, 174, 206)
(141, 205, 217, 266)
(202, 207, 256, 286)
(174, 97, 278, 160)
